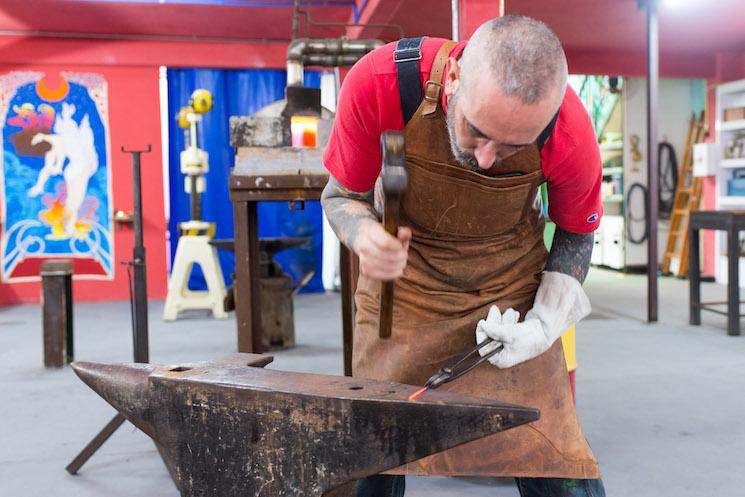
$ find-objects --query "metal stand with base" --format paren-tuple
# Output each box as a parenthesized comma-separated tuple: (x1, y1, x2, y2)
(163, 89, 227, 320)
(66, 145, 152, 475)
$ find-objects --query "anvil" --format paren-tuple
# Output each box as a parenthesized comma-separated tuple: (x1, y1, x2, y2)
(72, 353, 539, 497)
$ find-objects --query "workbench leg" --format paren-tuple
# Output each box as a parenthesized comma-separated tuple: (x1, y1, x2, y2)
(727, 226, 740, 336)
(689, 226, 701, 326)
(340, 243, 355, 376)
(233, 201, 263, 352)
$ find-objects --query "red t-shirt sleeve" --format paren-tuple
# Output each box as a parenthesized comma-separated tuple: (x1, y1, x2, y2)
(541, 86, 603, 234)
(323, 52, 385, 192)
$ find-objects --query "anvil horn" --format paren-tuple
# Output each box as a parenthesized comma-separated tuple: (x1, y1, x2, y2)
(72, 354, 539, 497)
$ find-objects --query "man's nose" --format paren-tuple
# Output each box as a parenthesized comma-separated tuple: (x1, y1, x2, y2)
(473, 142, 497, 169)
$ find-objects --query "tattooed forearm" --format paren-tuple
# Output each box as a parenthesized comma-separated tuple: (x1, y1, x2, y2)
(545, 227, 594, 283)
(321, 176, 378, 251)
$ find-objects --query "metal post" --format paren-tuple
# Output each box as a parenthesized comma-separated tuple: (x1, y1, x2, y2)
(451, 0, 459, 41)
(689, 222, 701, 325)
(41, 260, 74, 368)
(125, 145, 152, 363)
(727, 223, 740, 335)
(645, 0, 659, 323)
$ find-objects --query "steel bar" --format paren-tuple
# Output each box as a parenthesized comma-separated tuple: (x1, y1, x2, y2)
(72, 353, 538, 497)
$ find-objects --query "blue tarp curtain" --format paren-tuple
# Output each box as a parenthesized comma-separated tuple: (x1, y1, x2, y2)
(166, 68, 326, 293)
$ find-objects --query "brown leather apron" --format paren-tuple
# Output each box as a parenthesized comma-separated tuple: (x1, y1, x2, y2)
(352, 41, 599, 478)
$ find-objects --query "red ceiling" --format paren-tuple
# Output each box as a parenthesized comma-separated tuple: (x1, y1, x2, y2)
(0, 0, 355, 41)
(506, 0, 745, 55)
(0, 0, 742, 76)
(0, 0, 454, 43)
(0, 0, 737, 54)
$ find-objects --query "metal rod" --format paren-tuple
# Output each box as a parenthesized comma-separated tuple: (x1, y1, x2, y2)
(296, 9, 404, 39)
(292, 0, 300, 40)
(451, 0, 459, 41)
(646, 0, 659, 323)
(190, 177, 202, 221)
(66, 414, 126, 475)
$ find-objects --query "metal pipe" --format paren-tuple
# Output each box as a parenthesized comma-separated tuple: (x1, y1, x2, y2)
(646, 0, 659, 323)
(302, 54, 366, 66)
(451, 0, 459, 41)
(286, 37, 384, 86)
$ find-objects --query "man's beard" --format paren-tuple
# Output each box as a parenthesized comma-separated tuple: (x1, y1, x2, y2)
(446, 92, 483, 172)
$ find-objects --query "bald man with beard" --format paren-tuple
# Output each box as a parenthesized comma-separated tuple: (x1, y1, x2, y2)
(322, 16, 606, 497)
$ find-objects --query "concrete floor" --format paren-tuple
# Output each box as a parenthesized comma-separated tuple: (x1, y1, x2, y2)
(2, 267, 745, 496)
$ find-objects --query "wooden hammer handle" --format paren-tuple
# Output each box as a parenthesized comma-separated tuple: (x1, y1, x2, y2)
(378, 131, 406, 339)
(379, 196, 402, 338)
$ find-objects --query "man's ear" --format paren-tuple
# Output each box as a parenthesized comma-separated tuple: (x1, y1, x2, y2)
(444, 57, 461, 97)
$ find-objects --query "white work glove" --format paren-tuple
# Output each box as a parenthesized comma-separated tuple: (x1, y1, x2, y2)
(475, 271, 591, 369)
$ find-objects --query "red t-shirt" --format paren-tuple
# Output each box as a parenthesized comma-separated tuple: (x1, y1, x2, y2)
(323, 37, 603, 234)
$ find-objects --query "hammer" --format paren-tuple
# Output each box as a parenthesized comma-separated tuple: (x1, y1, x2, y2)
(379, 131, 407, 339)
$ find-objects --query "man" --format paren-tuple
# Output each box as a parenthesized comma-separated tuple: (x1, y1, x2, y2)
(321, 16, 605, 497)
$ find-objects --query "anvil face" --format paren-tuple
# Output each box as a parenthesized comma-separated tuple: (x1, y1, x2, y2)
(72, 354, 539, 497)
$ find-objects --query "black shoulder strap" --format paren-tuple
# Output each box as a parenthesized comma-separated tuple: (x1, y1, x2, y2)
(394, 37, 425, 125)
(537, 110, 559, 151)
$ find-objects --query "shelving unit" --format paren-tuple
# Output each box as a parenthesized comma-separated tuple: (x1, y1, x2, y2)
(721, 158, 745, 168)
(583, 77, 706, 271)
(714, 79, 745, 286)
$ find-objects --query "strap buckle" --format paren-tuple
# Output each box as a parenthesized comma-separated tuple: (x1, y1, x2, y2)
(423, 80, 443, 102)
(393, 48, 422, 64)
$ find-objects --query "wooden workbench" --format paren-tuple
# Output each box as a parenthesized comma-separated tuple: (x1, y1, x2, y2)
(229, 165, 357, 375)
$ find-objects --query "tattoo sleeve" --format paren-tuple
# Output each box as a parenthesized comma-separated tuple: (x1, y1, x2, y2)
(320, 176, 378, 252)
(545, 227, 594, 283)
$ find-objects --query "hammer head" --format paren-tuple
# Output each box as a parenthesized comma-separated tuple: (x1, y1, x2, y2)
(381, 131, 407, 194)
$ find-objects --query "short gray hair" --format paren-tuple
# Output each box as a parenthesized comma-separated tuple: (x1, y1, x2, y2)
(460, 16, 568, 105)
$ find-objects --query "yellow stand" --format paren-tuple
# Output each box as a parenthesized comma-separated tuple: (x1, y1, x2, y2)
(561, 325, 577, 372)
(163, 222, 227, 320)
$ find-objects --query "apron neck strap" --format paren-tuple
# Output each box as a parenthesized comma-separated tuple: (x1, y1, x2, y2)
(421, 40, 457, 117)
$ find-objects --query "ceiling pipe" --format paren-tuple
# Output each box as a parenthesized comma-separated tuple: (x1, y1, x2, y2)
(286, 37, 383, 86)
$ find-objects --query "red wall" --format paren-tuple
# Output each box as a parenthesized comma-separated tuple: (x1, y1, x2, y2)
(0, 63, 168, 304)
(0, 35, 288, 305)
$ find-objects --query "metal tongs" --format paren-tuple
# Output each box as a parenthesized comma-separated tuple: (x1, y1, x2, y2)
(408, 337, 504, 401)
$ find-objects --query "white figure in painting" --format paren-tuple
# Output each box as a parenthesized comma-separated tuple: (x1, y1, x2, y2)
(28, 102, 100, 236)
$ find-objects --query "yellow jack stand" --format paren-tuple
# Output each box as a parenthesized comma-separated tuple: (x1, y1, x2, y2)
(163, 221, 227, 320)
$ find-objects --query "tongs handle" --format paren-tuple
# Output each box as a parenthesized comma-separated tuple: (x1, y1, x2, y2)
(424, 338, 503, 390)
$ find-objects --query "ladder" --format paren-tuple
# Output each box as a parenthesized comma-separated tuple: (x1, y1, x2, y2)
(662, 112, 707, 277)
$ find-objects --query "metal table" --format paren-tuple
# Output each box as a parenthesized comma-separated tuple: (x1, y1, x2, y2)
(229, 170, 357, 374)
(689, 210, 745, 335)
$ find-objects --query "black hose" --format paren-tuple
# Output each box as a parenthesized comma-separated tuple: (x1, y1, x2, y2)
(658, 141, 678, 219)
(625, 142, 679, 244)
(626, 182, 649, 245)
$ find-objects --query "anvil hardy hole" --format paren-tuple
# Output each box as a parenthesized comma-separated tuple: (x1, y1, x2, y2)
(349, 386, 363, 390)
(169, 366, 193, 372)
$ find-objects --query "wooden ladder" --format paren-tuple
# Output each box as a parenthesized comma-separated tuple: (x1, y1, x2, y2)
(662, 112, 707, 277)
